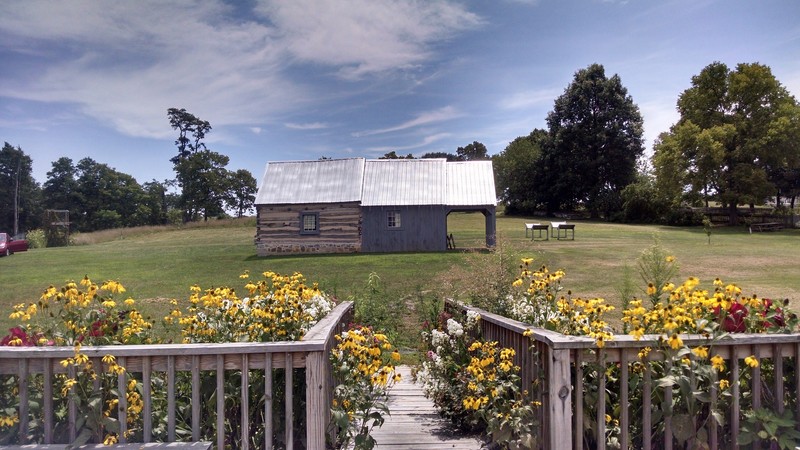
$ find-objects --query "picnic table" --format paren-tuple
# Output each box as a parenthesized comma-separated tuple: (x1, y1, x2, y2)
(556, 223, 575, 240)
(525, 223, 550, 240)
(750, 222, 784, 233)
(550, 221, 566, 238)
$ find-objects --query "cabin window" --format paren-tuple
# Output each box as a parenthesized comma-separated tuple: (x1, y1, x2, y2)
(387, 210, 402, 229)
(300, 212, 319, 235)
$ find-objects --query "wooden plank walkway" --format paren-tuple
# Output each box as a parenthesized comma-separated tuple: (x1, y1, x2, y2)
(371, 366, 486, 449)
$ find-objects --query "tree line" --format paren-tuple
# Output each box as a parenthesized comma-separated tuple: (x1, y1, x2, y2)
(493, 62, 800, 224)
(0, 108, 257, 243)
(4, 61, 798, 238)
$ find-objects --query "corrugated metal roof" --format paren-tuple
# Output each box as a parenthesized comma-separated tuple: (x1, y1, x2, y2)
(255, 157, 496, 206)
(361, 159, 446, 206)
(255, 158, 365, 204)
(446, 161, 497, 206)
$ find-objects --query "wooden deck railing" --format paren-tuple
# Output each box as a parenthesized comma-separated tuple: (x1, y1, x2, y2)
(0, 301, 353, 450)
(447, 300, 800, 450)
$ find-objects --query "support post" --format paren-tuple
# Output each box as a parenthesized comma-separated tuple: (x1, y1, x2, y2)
(548, 348, 572, 450)
(306, 351, 329, 450)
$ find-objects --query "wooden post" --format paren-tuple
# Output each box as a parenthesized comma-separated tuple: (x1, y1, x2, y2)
(306, 351, 328, 450)
(548, 348, 572, 450)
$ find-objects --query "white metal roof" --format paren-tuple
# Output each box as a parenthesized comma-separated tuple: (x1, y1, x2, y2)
(255, 158, 496, 207)
(446, 161, 497, 206)
(361, 159, 446, 206)
(254, 158, 364, 204)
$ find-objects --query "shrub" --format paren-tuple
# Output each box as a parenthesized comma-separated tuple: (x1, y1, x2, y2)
(24, 229, 46, 249)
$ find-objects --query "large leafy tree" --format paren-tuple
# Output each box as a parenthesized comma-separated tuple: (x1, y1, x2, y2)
(535, 64, 644, 217)
(167, 108, 234, 221)
(492, 130, 546, 214)
(456, 141, 490, 161)
(0, 143, 41, 234)
(74, 158, 148, 231)
(653, 62, 800, 223)
(225, 169, 257, 218)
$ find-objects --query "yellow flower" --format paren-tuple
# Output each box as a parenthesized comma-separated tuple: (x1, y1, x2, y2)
(665, 255, 675, 263)
(691, 346, 709, 359)
(522, 329, 533, 337)
(521, 258, 533, 265)
(719, 379, 730, 390)
(103, 434, 118, 445)
(391, 350, 401, 361)
(646, 283, 657, 296)
(744, 356, 759, 368)
(667, 334, 683, 350)
(711, 355, 725, 372)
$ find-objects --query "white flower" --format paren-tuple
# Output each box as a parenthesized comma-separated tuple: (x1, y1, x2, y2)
(466, 310, 480, 328)
(431, 329, 448, 348)
(446, 318, 464, 337)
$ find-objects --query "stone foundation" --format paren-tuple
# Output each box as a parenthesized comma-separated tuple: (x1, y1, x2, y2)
(256, 241, 360, 256)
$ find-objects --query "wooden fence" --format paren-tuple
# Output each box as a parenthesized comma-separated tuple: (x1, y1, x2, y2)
(447, 300, 800, 450)
(0, 302, 353, 450)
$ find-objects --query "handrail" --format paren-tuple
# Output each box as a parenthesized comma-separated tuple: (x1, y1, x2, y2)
(0, 301, 353, 450)
(447, 299, 800, 450)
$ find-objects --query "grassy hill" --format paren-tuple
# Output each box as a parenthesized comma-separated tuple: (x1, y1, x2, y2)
(1, 214, 798, 335)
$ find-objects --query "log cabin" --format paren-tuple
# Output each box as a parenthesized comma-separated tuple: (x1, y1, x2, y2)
(254, 158, 496, 255)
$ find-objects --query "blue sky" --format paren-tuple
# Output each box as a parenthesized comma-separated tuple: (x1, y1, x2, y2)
(1, 0, 798, 185)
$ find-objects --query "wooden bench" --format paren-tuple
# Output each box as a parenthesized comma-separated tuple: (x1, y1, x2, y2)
(750, 222, 784, 233)
(556, 223, 575, 240)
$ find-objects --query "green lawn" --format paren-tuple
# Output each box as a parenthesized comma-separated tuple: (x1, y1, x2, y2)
(1, 214, 798, 334)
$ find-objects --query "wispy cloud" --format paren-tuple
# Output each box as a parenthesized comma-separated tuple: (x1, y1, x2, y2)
(285, 122, 329, 130)
(499, 88, 560, 110)
(353, 106, 462, 137)
(0, 0, 479, 139)
(367, 133, 452, 154)
(258, 0, 482, 80)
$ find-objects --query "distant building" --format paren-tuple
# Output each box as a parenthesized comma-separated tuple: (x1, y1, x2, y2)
(254, 158, 496, 255)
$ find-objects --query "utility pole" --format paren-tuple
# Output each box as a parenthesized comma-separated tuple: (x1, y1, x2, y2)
(13, 156, 20, 236)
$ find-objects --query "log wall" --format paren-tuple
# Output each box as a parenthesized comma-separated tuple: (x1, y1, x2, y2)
(255, 202, 361, 255)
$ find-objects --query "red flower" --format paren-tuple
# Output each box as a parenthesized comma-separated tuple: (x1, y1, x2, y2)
(761, 298, 785, 329)
(1, 327, 38, 346)
(714, 302, 748, 333)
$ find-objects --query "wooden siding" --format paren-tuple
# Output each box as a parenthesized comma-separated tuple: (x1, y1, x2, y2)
(361, 206, 447, 253)
(256, 202, 361, 255)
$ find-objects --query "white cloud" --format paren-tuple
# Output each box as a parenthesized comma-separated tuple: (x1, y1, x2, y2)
(353, 106, 462, 137)
(0, 0, 478, 139)
(499, 88, 560, 110)
(285, 122, 329, 130)
(250, 127, 263, 135)
(367, 133, 452, 153)
(256, 0, 482, 79)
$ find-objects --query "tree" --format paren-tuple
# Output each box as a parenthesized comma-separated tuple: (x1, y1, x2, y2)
(0, 143, 41, 234)
(379, 151, 415, 159)
(492, 130, 546, 214)
(167, 108, 234, 222)
(653, 62, 800, 224)
(225, 169, 257, 217)
(168, 108, 211, 164)
(420, 152, 461, 161)
(73, 158, 148, 231)
(456, 141, 489, 161)
(535, 64, 644, 217)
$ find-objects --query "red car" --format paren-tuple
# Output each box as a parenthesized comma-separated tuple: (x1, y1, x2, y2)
(0, 232, 28, 256)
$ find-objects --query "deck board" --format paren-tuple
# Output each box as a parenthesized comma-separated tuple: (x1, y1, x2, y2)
(371, 366, 485, 449)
